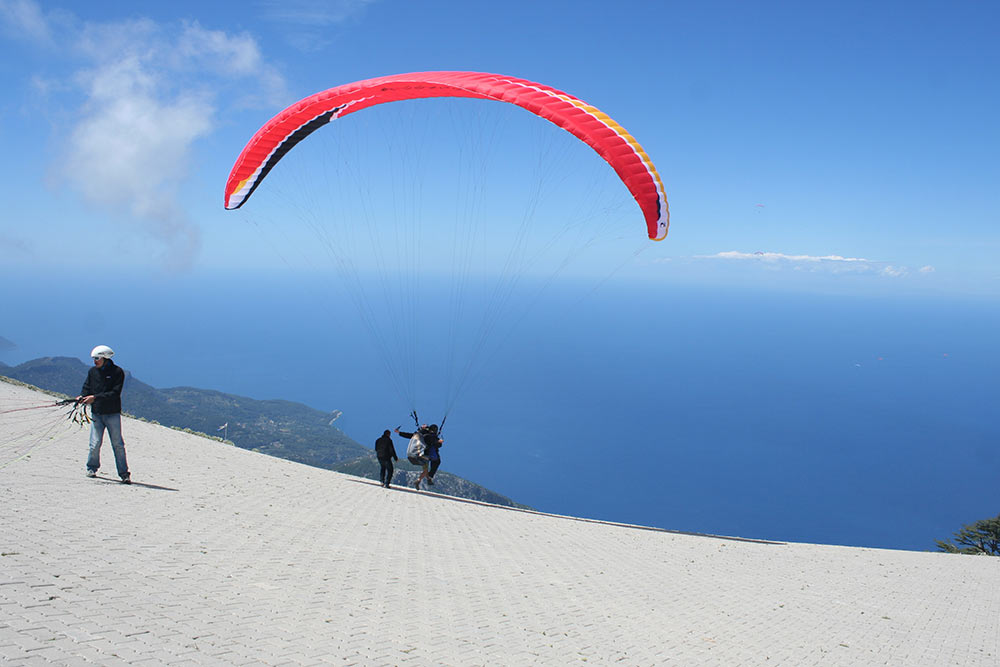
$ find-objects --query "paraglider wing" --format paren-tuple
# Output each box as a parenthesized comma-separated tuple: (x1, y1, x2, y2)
(224, 71, 669, 240)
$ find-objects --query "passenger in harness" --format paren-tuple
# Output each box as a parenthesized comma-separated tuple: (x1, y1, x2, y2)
(394, 423, 443, 490)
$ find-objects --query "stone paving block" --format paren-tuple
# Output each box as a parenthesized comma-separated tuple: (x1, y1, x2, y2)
(4, 657, 50, 666)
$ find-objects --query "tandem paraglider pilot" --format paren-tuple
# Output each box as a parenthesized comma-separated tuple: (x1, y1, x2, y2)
(395, 424, 442, 490)
(78, 345, 130, 484)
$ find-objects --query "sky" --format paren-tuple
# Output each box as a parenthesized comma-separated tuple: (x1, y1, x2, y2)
(1, 1, 998, 549)
(0, 0, 997, 295)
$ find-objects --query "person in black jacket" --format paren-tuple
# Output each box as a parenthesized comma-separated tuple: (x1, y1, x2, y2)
(374, 429, 398, 488)
(78, 345, 130, 483)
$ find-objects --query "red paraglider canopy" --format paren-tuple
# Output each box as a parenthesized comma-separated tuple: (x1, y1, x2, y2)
(224, 71, 669, 240)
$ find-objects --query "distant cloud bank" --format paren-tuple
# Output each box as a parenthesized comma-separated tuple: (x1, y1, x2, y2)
(690, 251, 933, 278)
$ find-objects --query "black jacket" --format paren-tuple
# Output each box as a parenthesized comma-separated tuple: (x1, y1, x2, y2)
(80, 360, 125, 415)
(375, 434, 397, 461)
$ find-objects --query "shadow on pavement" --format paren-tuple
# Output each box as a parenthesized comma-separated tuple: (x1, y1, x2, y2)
(92, 475, 178, 492)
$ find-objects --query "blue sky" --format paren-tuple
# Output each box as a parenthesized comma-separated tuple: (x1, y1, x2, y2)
(1, 0, 997, 297)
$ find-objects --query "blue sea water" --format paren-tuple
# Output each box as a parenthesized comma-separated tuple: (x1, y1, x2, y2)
(2, 269, 998, 551)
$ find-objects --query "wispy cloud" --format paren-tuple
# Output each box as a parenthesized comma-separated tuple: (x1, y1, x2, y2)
(257, 0, 378, 25)
(0, 0, 53, 44)
(690, 251, 932, 278)
(2, 3, 287, 269)
(256, 0, 379, 51)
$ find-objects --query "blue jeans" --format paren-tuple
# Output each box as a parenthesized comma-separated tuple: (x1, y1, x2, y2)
(88, 412, 129, 478)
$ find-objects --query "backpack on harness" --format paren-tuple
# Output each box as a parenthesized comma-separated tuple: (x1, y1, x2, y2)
(406, 433, 427, 465)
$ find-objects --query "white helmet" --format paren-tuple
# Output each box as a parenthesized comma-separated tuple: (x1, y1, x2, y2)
(90, 345, 114, 359)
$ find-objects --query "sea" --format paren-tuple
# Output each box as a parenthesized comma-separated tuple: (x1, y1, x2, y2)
(2, 268, 998, 552)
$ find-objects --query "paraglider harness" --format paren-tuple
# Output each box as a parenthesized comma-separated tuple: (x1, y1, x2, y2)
(403, 411, 445, 466)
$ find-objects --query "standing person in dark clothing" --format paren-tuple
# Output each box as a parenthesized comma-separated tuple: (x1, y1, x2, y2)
(77, 345, 130, 484)
(374, 429, 398, 488)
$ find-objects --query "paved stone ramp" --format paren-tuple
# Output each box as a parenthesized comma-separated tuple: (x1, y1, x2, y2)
(1, 380, 998, 665)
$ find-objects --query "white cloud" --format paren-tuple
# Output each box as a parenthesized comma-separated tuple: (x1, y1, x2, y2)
(919, 265, 936, 273)
(172, 22, 286, 106)
(7, 3, 287, 270)
(66, 57, 212, 268)
(707, 251, 870, 264)
(693, 251, 917, 277)
(177, 23, 263, 74)
(880, 265, 906, 277)
(256, 0, 379, 51)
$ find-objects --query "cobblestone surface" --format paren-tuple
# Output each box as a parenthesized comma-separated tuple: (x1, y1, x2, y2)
(1, 380, 998, 665)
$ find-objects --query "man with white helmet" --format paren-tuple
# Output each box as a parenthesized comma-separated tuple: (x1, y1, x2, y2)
(78, 345, 130, 484)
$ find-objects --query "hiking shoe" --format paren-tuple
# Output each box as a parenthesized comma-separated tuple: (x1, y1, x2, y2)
(86, 470, 97, 478)
(425, 476, 434, 486)
(120, 475, 131, 485)
(413, 479, 421, 490)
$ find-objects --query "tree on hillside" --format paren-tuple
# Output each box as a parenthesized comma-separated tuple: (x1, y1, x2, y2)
(936, 514, 1000, 555)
